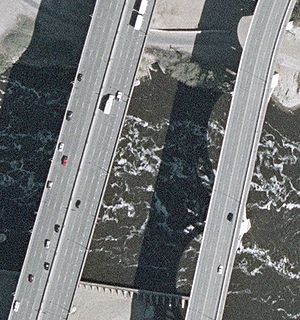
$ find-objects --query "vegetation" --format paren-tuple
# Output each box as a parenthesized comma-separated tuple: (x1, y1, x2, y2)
(0, 53, 10, 73)
(291, 0, 300, 25)
(138, 47, 233, 92)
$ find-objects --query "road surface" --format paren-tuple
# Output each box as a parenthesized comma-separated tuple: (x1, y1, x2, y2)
(8, 0, 155, 319)
(185, 0, 297, 320)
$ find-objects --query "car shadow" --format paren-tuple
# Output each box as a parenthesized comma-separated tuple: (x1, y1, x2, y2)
(0, 0, 95, 318)
(129, 1, 257, 319)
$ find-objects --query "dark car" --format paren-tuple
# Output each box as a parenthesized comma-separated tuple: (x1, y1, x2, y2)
(77, 73, 83, 81)
(44, 262, 50, 270)
(28, 274, 34, 283)
(227, 212, 234, 222)
(66, 110, 73, 121)
(54, 224, 60, 233)
(75, 200, 81, 208)
(62, 155, 68, 166)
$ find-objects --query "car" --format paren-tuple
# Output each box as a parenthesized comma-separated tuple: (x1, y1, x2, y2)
(58, 142, 64, 152)
(54, 224, 60, 233)
(217, 265, 223, 274)
(116, 91, 123, 101)
(75, 200, 81, 208)
(13, 300, 20, 312)
(28, 274, 34, 283)
(44, 239, 50, 249)
(66, 110, 73, 121)
(227, 212, 233, 222)
(62, 155, 68, 166)
(44, 262, 50, 270)
(77, 73, 83, 81)
(46, 181, 53, 189)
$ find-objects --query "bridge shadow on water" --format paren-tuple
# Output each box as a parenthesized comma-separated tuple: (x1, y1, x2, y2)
(129, 1, 257, 319)
(0, 1, 95, 319)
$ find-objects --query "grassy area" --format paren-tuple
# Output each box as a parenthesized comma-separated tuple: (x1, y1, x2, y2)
(292, 0, 300, 26)
(138, 47, 233, 92)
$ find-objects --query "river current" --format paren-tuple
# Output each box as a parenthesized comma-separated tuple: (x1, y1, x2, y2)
(0, 64, 299, 319)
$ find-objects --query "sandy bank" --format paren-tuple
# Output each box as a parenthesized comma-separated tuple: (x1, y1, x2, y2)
(151, 0, 205, 30)
(0, 0, 40, 42)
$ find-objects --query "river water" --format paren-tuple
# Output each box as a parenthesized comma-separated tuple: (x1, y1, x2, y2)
(82, 68, 300, 319)
(0, 61, 299, 319)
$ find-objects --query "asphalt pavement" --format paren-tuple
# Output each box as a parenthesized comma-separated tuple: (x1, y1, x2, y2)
(185, 1, 297, 320)
(8, 0, 156, 319)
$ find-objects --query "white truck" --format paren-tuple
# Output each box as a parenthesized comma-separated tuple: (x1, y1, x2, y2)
(134, 14, 143, 31)
(104, 94, 115, 114)
(138, 0, 148, 15)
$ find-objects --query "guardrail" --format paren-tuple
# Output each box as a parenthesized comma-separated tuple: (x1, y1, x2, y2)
(149, 28, 229, 34)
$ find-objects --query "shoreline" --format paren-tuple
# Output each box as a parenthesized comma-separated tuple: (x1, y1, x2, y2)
(1, 1, 299, 112)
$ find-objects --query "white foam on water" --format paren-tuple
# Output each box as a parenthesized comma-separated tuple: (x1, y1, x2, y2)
(238, 242, 300, 280)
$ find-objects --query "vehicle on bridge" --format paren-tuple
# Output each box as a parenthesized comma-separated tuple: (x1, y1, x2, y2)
(28, 274, 34, 283)
(217, 265, 223, 274)
(134, 14, 143, 30)
(116, 91, 123, 101)
(104, 94, 115, 114)
(13, 301, 20, 312)
(227, 212, 233, 221)
(62, 155, 68, 166)
(75, 200, 81, 208)
(134, 0, 148, 15)
(44, 239, 50, 249)
(130, 10, 144, 31)
(58, 142, 64, 152)
(47, 181, 53, 189)
(66, 110, 73, 121)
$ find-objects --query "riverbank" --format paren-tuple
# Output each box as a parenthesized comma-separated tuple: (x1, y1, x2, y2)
(238, 17, 300, 111)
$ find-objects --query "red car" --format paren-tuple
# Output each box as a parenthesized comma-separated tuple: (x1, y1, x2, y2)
(62, 155, 68, 166)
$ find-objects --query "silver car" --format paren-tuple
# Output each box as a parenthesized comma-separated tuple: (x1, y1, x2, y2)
(13, 301, 20, 312)
(47, 181, 53, 189)
(44, 239, 50, 249)
(217, 265, 223, 274)
(58, 142, 64, 152)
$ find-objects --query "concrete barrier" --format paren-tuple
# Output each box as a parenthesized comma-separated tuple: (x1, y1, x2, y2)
(78, 281, 189, 309)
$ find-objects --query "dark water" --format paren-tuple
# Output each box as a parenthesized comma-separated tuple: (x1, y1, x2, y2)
(0, 66, 73, 270)
(0, 62, 299, 319)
